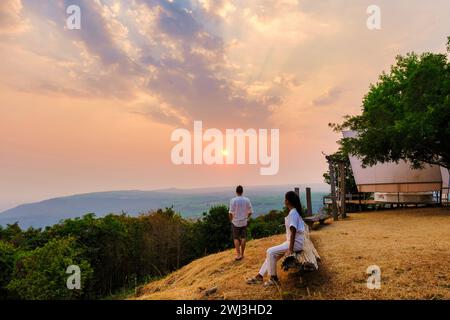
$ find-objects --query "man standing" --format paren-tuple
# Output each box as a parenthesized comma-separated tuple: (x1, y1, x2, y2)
(229, 185, 253, 261)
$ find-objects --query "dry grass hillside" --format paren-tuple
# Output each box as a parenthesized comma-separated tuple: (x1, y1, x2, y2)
(133, 208, 450, 300)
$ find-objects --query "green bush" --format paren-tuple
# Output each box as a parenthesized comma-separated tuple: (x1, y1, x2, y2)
(198, 205, 233, 254)
(42, 209, 200, 297)
(0, 206, 286, 300)
(7, 237, 93, 300)
(0, 241, 16, 299)
(248, 210, 285, 239)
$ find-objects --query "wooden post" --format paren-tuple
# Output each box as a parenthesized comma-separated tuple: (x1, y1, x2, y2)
(328, 158, 339, 221)
(306, 187, 313, 217)
(358, 192, 362, 212)
(339, 162, 347, 218)
(294, 187, 301, 215)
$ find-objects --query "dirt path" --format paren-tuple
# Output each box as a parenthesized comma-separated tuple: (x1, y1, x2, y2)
(135, 208, 450, 300)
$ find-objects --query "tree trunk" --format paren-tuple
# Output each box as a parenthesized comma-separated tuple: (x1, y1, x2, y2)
(339, 162, 347, 218)
(329, 161, 339, 221)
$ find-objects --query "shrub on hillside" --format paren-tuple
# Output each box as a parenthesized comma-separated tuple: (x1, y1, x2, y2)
(0, 241, 16, 299)
(248, 210, 285, 239)
(0, 205, 287, 300)
(197, 205, 233, 254)
(7, 237, 93, 300)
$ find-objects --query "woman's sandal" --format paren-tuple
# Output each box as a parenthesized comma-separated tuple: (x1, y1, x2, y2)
(246, 277, 263, 285)
(263, 278, 280, 287)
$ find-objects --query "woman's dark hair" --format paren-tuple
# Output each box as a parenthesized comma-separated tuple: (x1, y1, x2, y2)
(285, 191, 304, 217)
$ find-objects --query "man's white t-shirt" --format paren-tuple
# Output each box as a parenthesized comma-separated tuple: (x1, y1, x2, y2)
(229, 196, 253, 227)
(285, 208, 305, 250)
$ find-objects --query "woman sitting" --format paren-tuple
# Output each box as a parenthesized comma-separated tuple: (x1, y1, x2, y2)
(247, 191, 305, 287)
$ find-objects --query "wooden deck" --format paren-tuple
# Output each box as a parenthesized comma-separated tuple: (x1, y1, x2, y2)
(346, 199, 377, 205)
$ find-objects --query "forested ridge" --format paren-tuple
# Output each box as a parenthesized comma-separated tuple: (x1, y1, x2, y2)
(0, 206, 287, 300)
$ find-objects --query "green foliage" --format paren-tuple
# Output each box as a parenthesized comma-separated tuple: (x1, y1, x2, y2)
(6, 238, 93, 300)
(43, 209, 196, 297)
(323, 151, 358, 194)
(0, 205, 286, 300)
(332, 38, 450, 169)
(0, 241, 16, 299)
(198, 205, 233, 254)
(0, 223, 23, 247)
(248, 210, 285, 239)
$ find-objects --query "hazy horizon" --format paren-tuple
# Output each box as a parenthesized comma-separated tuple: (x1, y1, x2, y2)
(0, 183, 330, 228)
(0, 182, 329, 212)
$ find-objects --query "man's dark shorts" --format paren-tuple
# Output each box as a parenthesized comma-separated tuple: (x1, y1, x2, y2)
(232, 224, 247, 240)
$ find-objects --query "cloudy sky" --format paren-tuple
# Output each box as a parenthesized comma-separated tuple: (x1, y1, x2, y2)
(1, 0, 450, 210)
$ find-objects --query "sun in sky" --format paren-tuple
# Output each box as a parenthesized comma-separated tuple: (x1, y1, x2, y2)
(2, 0, 450, 210)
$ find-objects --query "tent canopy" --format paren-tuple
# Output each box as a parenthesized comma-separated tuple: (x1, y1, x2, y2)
(343, 131, 449, 193)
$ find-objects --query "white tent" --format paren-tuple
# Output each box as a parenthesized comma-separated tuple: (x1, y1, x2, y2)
(343, 131, 449, 193)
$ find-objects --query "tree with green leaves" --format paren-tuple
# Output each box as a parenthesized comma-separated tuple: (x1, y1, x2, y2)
(248, 210, 285, 239)
(0, 205, 288, 300)
(323, 151, 358, 194)
(7, 237, 93, 300)
(332, 37, 450, 169)
(0, 241, 16, 299)
(198, 205, 233, 254)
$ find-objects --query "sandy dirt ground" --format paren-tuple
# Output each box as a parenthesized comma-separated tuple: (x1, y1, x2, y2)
(135, 208, 450, 300)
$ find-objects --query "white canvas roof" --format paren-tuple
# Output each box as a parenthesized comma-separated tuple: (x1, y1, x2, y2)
(343, 131, 448, 193)
(442, 167, 450, 188)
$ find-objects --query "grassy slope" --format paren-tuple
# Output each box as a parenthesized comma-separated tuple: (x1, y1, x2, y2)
(134, 208, 450, 300)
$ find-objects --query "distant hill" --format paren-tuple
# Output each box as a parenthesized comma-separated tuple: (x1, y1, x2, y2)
(0, 184, 329, 229)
